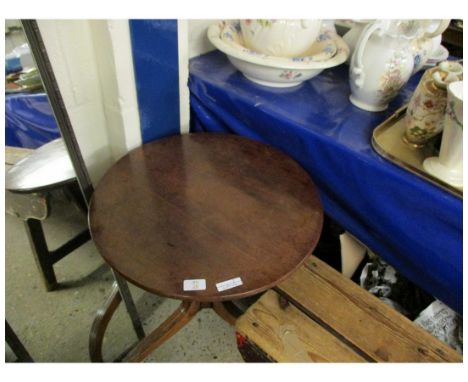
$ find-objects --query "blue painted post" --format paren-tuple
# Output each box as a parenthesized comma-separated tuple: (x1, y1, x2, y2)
(129, 20, 181, 143)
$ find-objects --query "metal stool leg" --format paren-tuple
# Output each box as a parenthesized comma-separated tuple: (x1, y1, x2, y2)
(5, 320, 34, 362)
(23, 218, 91, 291)
(24, 219, 57, 291)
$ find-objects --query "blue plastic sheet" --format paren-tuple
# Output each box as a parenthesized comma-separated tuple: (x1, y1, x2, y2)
(189, 51, 462, 313)
(5, 92, 60, 149)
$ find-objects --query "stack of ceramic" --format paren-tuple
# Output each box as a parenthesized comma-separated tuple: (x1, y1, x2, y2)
(419, 21, 451, 71)
(207, 20, 350, 88)
(423, 44, 450, 70)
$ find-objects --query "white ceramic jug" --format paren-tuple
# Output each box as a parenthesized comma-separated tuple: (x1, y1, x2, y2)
(342, 19, 373, 64)
(349, 20, 417, 112)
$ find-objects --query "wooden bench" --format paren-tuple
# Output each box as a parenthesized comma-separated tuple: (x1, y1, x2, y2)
(235, 255, 462, 362)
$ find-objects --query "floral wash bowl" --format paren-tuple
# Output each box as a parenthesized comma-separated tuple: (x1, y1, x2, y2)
(207, 21, 350, 88)
(222, 21, 337, 63)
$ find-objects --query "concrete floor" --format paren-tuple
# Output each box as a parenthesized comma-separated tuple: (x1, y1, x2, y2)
(5, 191, 244, 362)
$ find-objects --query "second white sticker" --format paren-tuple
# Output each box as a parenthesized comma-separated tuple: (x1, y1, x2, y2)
(216, 277, 243, 292)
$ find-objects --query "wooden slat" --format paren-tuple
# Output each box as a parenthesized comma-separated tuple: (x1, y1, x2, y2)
(276, 256, 462, 362)
(236, 290, 367, 362)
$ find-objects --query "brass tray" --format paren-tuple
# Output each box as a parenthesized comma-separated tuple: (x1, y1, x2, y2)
(371, 106, 462, 199)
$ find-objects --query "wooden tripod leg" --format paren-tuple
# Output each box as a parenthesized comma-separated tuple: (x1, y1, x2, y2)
(89, 282, 122, 362)
(212, 301, 241, 326)
(124, 300, 201, 362)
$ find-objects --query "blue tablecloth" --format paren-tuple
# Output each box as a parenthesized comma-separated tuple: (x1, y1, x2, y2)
(189, 51, 462, 314)
(5, 92, 60, 149)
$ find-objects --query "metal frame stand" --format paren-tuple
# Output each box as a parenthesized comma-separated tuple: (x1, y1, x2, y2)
(21, 19, 145, 342)
(112, 271, 146, 340)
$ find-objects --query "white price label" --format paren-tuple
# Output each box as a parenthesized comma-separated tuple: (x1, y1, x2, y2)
(216, 277, 243, 292)
(183, 279, 206, 291)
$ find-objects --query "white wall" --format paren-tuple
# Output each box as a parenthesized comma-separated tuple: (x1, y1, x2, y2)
(188, 19, 218, 58)
(37, 20, 112, 185)
(36, 19, 214, 185)
(89, 20, 142, 159)
(37, 20, 141, 185)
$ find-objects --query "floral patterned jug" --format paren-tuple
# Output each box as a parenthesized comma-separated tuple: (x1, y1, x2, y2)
(403, 61, 463, 148)
(349, 20, 418, 112)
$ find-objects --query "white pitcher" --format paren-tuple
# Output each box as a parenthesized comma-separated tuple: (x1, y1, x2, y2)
(423, 81, 463, 189)
(342, 19, 373, 64)
(349, 20, 418, 112)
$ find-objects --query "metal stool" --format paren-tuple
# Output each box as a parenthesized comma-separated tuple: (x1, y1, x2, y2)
(5, 139, 90, 291)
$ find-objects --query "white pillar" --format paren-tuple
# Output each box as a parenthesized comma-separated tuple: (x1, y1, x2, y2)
(37, 20, 142, 185)
(178, 19, 190, 134)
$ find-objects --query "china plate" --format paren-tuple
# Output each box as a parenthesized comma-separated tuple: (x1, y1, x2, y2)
(208, 21, 350, 87)
(220, 21, 337, 64)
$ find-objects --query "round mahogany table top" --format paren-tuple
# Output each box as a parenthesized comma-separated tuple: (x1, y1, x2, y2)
(89, 133, 323, 302)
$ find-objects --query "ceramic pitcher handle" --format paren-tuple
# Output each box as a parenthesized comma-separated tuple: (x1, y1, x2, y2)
(423, 19, 450, 38)
(351, 21, 384, 89)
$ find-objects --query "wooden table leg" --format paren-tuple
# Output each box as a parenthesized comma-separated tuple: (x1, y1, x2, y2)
(212, 301, 243, 326)
(89, 282, 122, 362)
(90, 291, 242, 362)
(124, 300, 201, 362)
